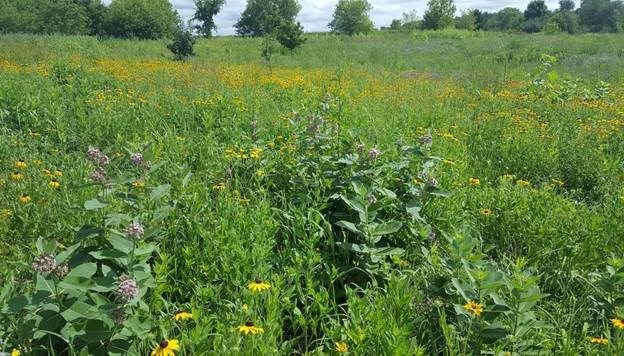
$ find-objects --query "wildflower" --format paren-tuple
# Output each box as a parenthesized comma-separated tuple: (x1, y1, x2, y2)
(132, 180, 146, 189)
(33, 159, 42, 165)
(151, 339, 179, 356)
(48, 179, 61, 189)
(469, 177, 480, 186)
(250, 148, 263, 159)
(443, 159, 455, 165)
(464, 300, 484, 317)
(426, 178, 439, 189)
(367, 195, 377, 205)
(11, 349, 20, 356)
(90, 168, 107, 185)
(480, 208, 493, 217)
(52, 264, 70, 279)
(238, 320, 264, 335)
(590, 337, 608, 345)
(14, 160, 27, 169)
(368, 148, 381, 161)
(501, 174, 514, 180)
(43, 169, 53, 177)
(86, 146, 110, 166)
(125, 222, 144, 240)
(19, 194, 31, 204)
(242, 303, 249, 312)
(551, 178, 565, 186)
(32, 254, 57, 273)
(117, 276, 139, 302)
(130, 153, 144, 166)
(247, 279, 271, 293)
(110, 308, 127, 326)
(10, 171, 24, 181)
(256, 169, 265, 177)
(356, 143, 365, 154)
(0, 208, 12, 219)
(335, 341, 349, 353)
(419, 133, 433, 146)
(213, 183, 226, 192)
(54, 170, 63, 177)
(173, 311, 193, 321)
(610, 318, 624, 329)
(516, 179, 530, 187)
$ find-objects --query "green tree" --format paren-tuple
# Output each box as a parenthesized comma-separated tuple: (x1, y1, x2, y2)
(168, 29, 196, 60)
(579, 0, 624, 32)
(422, 0, 457, 30)
(192, 0, 225, 37)
(487, 7, 524, 31)
(455, 9, 476, 30)
(103, 0, 180, 39)
(235, 0, 301, 37)
(559, 0, 576, 11)
(38, 0, 89, 35)
(328, 0, 374, 36)
(551, 10, 580, 33)
(79, 0, 108, 36)
(389, 19, 402, 30)
(524, 0, 550, 19)
(276, 20, 306, 50)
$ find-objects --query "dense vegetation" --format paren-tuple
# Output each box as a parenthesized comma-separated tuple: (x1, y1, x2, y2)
(1, 30, 623, 354)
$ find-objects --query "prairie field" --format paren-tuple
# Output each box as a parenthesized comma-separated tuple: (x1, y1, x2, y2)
(1, 31, 624, 355)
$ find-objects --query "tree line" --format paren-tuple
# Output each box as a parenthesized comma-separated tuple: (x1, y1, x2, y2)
(1, 0, 623, 40)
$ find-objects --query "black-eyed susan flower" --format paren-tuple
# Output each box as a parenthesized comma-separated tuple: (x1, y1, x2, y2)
(590, 337, 608, 345)
(213, 183, 226, 192)
(516, 179, 530, 187)
(14, 160, 27, 169)
(247, 279, 271, 293)
(335, 341, 349, 353)
(464, 300, 484, 317)
(173, 311, 193, 321)
(151, 339, 179, 356)
(43, 169, 53, 177)
(501, 174, 514, 181)
(480, 208, 493, 217)
(250, 148, 263, 159)
(19, 194, 31, 204)
(48, 179, 61, 189)
(469, 177, 480, 186)
(10, 171, 24, 181)
(0, 208, 12, 219)
(610, 318, 624, 329)
(132, 180, 146, 189)
(54, 170, 63, 177)
(238, 320, 264, 335)
(11, 348, 20, 356)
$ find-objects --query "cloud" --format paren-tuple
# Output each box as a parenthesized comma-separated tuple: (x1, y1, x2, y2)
(103, 1, 562, 35)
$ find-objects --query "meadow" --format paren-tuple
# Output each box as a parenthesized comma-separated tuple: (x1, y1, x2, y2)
(1, 31, 624, 355)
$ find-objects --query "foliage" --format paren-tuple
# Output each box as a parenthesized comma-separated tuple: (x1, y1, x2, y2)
(234, 0, 301, 37)
(103, 0, 180, 39)
(167, 30, 196, 61)
(192, 0, 225, 38)
(328, 0, 375, 36)
(455, 10, 477, 31)
(422, 0, 457, 30)
(275, 20, 306, 50)
(578, 0, 624, 33)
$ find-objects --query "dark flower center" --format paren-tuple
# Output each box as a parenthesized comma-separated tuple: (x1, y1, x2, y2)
(159, 340, 169, 348)
(245, 320, 254, 327)
(255, 277, 262, 283)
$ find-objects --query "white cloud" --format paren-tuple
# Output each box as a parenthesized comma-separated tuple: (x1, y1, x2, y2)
(103, 1, 563, 35)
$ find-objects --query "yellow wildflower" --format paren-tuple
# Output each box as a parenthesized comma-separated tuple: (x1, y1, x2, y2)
(48, 179, 61, 189)
(611, 318, 624, 329)
(33, 159, 42, 166)
(14, 160, 27, 169)
(250, 148, 263, 159)
(501, 174, 514, 180)
(256, 169, 265, 177)
(10, 171, 24, 181)
(43, 169, 53, 177)
(247, 279, 271, 293)
(516, 179, 530, 187)
(242, 303, 249, 312)
(480, 208, 493, 217)
(54, 170, 63, 177)
(551, 178, 564, 186)
(19, 194, 31, 204)
(469, 177, 480, 186)
(11, 349, 20, 356)
(213, 183, 226, 192)
(238, 320, 264, 335)
(335, 341, 349, 353)
(0, 209, 12, 219)
(173, 311, 193, 321)
(443, 159, 456, 165)
(464, 300, 484, 317)
(590, 337, 608, 345)
(133, 180, 146, 189)
(151, 339, 179, 356)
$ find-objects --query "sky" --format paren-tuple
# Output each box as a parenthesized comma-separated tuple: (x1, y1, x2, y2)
(102, 1, 562, 35)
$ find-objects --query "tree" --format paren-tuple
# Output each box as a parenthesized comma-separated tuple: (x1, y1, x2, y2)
(103, 0, 180, 39)
(168, 29, 196, 60)
(559, 0, 576, 11)
(551, 10, 580, 33)
(276, 20, 306, 50)
(422, 0, 457, 30)
(486, 7, 524, 31)
(524, 0, 549, 19)
(38, 0, 90, 35)
(192, 0, 225, 37)
(401, 9, 420, 31)
(579, 0, 624, 32)
(77, 0, 107, 36)
(235, 0, 301, 37)
(389, 19, 402, 30)
(328, 0, 374, 35)
(455, 9, 476, 30)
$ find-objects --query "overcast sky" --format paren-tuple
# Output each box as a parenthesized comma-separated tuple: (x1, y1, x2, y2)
(102, 1, 562, 35)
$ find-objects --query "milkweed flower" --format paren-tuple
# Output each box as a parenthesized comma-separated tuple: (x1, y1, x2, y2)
(368, 148, 381, 161)
(610, 318, 624, 329)
(117, 276, 139, 302)
(52, 264, 70, 279)
(464, 300, 484, 317)
(238, 320, 264, 335)
(32, 254, 57, 273)
(335, 341, 349, 353)
(247, 279, 271, 293)
(590, 337, 608, 345)
(14, 160, 27, 169)
(151, 339, 179, 356)
(130, 153, 144, 166)
(173, 311, 193, 321)
(125, 222, 144, 240)
(90, 168, 107, 185)
(86, 146, 110, 166)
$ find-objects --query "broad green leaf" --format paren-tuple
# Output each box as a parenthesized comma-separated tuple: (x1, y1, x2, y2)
(371, 221, 402, 236)
(77, 319, 113, 343)
(75, 225, 104, 241)
(61, 300, 99, 321)
(335, 220, 361, 234)
(56, 243, 80, 264)
(109, 234, 133, 254)
(84, 198, 107, 210)
(150, 184, 171, 201)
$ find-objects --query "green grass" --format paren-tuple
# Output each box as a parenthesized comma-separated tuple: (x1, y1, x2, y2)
(1, 30, 624, 355)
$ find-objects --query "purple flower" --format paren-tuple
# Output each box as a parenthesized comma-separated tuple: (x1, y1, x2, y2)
(90, 168, 107, 185)
(125, 222, 144, 240)
(52, 264, 70, 279)
(117, 276, 139, 302)
(86, 146, 110, 166)
(368, 148, 381, 161)
(32, 254, 57, 274)
(426, 178, 439, 189)
(130, 153, 144, 166)
(356, 143, 365, 154)
(419, 133, 433, 146)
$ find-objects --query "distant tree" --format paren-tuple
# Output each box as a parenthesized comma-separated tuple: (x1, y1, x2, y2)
(551, 9, 580, 33)
(401, 9, 420, 30)
(77, 0, 107, 36)
(389, 19, 402, 30)
(103, 0, 180, 39)
(487, 7, 524, 31)
(276, 20, 306, 50)
(455, 9, 476, 30)
(559, 0, 576, 11)
(524, 0, 550, 19)
(422, 0, 457, 30)
(472, 9, 492, 30)
(168, 29, 196, 60)
(192, 0, 225, 37)
(38, 0, 90, 35)
(578, 0, 624, 32)
(235, 0, 301, 37)
(328, 0, 374, 36)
